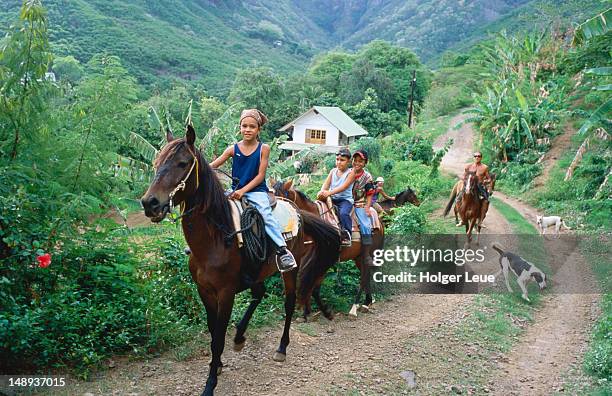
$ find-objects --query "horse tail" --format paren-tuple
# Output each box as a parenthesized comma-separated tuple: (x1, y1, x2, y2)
(297, 211, 341, 306)
(443, 185, 457, 217)
(491, 243, 504, 256)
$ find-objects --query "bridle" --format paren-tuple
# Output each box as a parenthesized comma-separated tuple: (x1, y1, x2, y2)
(166, 145, 200, 216)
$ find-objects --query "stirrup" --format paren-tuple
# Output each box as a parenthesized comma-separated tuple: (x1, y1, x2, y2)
(276, 249, 297, 273)
(341, 230, 352, 247)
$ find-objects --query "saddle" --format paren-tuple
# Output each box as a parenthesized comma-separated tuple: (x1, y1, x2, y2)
(227, 198, 300, 248)
(315, 199, 380, 243)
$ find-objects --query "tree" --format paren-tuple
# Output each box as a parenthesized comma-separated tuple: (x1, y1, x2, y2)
(0, 0, 53, 161)
(228, 67, 286, 137)
(56, 54, 139, 193)
(339, 58, 395, 110)
(52, 55, 83, 84)
(200, 95, 226, 133)
(307, 51, 355, 96)
(356, 40, 431, 113)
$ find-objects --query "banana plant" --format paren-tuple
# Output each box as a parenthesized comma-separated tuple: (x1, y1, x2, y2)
(572, 8, 611, 46)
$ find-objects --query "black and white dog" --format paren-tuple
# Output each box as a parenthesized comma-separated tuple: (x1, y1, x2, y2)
(491, 243, 547, 302)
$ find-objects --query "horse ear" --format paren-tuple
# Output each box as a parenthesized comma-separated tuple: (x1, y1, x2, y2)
(283, 179, 293, 190)
(186, 124, 196, 146)
(166, 128, 175, 142)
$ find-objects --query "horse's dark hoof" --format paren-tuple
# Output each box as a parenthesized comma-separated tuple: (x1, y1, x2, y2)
(272, 351, 286, 362)
(233, 340, 246, 352)
(323, 310, 334, 320)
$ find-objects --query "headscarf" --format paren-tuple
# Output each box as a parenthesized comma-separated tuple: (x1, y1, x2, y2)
(239, 109, 268, 127)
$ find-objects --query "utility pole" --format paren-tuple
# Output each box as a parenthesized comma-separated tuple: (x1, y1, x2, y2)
(407, 70, 416, 128)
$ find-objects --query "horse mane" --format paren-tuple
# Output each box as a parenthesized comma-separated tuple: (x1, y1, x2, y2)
(295, 189, 314, 204)
(273, 180, 314, 204)
(155, 138, 234, 236)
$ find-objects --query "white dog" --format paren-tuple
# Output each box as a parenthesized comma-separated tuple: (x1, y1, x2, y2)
(536, 215, 571, 237)
(492, 243, 547, 302)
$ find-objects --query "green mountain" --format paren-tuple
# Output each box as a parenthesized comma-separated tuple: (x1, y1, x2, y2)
(1, 0, 606, 95)
(0, 0, 325, 95)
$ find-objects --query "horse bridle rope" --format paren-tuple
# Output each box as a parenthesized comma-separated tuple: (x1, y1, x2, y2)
(168, 146, 200, 215)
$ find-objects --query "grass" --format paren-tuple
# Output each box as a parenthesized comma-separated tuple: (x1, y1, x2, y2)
(490, 196, 537, 234)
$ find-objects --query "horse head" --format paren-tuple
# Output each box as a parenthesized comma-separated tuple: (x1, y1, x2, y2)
(463, 171, 479, 196)
(141, 124, 226, 223)
(271, 178, 295, 200)
(396, 187, 421, 207)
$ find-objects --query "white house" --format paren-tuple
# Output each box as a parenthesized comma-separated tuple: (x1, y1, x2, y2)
(278, 106, 368, 155)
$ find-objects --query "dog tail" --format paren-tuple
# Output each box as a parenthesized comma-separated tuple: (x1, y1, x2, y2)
(561, 219, 571, 230)
(491, 243, 504, 256)
(443, 185, 457, 217)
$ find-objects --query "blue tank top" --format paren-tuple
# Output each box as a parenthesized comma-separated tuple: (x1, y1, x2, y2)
(330, 168, 354, 203)
(232, 142, 268, 193)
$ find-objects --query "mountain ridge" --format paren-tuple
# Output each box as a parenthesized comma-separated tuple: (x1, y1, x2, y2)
(0, 0, 606, 94)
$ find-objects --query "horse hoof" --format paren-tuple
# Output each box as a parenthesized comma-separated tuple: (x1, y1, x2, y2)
(233, 340, 246, 352)
(348, 304, 359, 317)
(272, 352, 286, 362)
(358, 305, 370, 313)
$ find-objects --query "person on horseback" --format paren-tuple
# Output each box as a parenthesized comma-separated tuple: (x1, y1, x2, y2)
(351, 150, 376, 266)
(317, 147, 355, 246)
(372, 176, 395, 214)
(462, 151, 491, 202)
(210, 109, 297, 272)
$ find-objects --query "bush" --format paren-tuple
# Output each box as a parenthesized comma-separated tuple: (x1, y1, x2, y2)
(405, 136, 434, 165)
(350, 136, 382, 163)
(0, 230, 149, 374)
(496, 162, 542, 193)
(388, 205, 427, 234)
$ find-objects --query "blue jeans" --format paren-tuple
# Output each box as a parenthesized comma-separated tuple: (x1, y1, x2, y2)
(355, 207, 373, 244)
(332, 198, 353, 234)
(244, 191, 286, 248)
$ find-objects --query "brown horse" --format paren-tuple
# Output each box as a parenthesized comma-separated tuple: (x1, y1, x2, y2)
(272, 179, 384, 317)
(141, 126, 340, 396)
(446, 173, 496, 227)
(378, 187, 421, 213)
(443, 171, 485, 243)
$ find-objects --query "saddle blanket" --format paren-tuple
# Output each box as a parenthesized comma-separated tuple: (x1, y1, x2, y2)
(228, 199, 300, 247)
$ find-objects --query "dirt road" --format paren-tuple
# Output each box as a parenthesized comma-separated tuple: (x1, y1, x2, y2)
(435, 114, 600, 395)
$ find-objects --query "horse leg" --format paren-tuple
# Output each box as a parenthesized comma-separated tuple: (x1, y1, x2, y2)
(312, 284, 333, 320)
(467, 218, 476, 243)
(273, 271, 297, 362)
(349, 258, 364, 317)
(233, 283, 266, 352)
(202, 292, 234, 396)
(300, 301, 312, 322)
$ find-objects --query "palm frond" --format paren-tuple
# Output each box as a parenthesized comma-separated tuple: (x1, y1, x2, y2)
(572, 8, 611, 46)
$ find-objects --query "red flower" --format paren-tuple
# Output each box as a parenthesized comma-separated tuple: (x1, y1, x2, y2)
(37, 253, 51, 268)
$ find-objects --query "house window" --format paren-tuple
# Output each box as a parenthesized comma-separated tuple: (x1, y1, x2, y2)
(305, 129, 326, 144)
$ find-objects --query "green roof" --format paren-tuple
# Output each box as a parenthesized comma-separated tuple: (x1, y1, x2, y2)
(279, 106, 369, 137)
